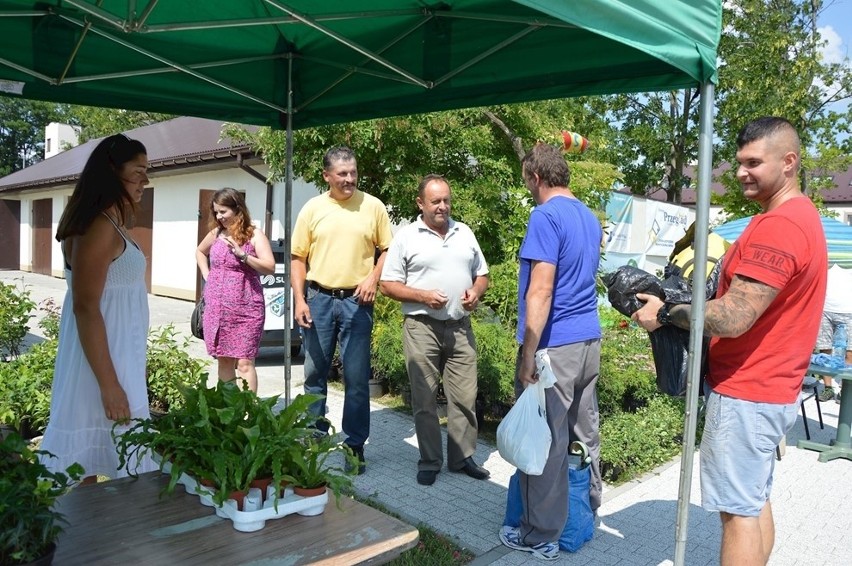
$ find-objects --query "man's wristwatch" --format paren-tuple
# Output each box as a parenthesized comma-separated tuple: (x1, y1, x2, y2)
(657, 303, 673, 326)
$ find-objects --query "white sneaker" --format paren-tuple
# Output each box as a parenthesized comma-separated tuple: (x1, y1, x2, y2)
(499, 526, 559, 561)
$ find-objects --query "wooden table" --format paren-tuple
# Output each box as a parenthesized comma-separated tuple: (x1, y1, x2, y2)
(54, 472, 419, 565)
(797, 364, 852, 462)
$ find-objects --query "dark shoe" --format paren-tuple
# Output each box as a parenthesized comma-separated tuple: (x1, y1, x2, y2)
(818, 387, 835, 402)
(345, 445, 366, 475)
(416, 470, 438, 486)
(451, 456, 490, 480)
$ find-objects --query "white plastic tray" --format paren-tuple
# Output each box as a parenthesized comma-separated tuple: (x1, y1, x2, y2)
(162, 462, 328, 532)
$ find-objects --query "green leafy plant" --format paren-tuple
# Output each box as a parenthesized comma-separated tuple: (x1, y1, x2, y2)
(37, 298, 61, 341)
(597, 308, 659, 415)
(0, 281, 36, 360)
(0, 340, 57, 438)
(371, 295, 406, 393)
(470, 316, 517, 409)
(115, 381, 333, 509)
(281, 425, 358, 507)
(599, 395, 688, 484)
(478, 260, 519, 330)
(146, 324, 209, 413)
(0, 432, 83, 565)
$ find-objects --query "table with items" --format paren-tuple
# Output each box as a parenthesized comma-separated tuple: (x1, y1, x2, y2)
(797, 364, 852, 462)
(54, 471, 419, 565)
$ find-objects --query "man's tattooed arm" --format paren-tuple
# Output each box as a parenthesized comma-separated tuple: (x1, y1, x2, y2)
(670, 274, 778, 337)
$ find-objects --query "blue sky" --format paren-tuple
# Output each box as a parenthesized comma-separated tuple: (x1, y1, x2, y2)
(819, 1, 851, 67)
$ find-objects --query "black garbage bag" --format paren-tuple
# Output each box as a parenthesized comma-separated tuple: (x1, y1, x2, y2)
(602, 259, 723, 396)
(601, 266, 664, 318)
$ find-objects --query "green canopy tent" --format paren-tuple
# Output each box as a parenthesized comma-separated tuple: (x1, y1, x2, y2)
(0, 2, 721, 563)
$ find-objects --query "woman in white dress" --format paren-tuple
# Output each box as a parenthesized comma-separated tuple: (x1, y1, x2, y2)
(40, 133, 156, 484)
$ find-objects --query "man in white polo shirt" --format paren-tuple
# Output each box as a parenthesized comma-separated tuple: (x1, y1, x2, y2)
(380, 174, 490, 486)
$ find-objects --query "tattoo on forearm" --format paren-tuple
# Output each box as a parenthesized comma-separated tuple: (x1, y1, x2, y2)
(704, 281, 776, 336)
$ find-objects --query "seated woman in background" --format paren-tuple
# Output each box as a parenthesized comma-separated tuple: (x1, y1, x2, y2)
(195, 188, 274, 392)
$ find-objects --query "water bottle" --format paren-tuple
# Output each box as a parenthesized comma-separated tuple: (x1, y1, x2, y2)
(833, 322, 848, 365)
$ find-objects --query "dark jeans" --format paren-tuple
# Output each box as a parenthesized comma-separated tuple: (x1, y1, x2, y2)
(302, 287, 374, 447)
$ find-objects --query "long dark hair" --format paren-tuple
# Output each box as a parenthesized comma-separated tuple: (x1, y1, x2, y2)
(208, 188, 255, 245)
(56, 134, 147, 241)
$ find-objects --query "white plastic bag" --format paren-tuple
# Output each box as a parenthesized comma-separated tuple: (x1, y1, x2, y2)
(496, 350, 557, 475)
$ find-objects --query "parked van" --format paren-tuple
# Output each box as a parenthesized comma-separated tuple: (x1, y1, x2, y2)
(260, 239, 301, 355)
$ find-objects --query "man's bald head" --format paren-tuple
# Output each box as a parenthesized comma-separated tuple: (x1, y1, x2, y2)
(736, 117, 801, 168)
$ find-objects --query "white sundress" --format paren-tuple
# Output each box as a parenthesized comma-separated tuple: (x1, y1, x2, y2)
(39, 218, 156, 479)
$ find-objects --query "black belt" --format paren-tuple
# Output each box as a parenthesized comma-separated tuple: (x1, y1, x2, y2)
(309, 281, 357, 299)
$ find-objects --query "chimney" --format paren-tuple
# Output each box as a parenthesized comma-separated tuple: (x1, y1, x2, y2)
(44, 123, 80, 159)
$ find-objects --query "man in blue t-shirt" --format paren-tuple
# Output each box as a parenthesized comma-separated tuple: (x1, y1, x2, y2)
(499, 143, 603, 562)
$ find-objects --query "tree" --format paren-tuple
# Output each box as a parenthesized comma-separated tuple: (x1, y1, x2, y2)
(224, 100, 621, 264)
(714, 0, 852, 218)
(0, 99, 65, 177)
(606, 0, 852, 213)
(609, 89, 700, 204)
(60, 105, 174, 142)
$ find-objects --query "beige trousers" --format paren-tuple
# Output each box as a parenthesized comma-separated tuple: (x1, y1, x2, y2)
(403, 315, 479, 471)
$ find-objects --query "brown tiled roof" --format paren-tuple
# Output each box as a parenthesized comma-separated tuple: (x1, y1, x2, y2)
(654, 162, 852, 205)
(0, 117, 258, 194)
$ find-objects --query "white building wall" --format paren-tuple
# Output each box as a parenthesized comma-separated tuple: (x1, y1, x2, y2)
(18, 198, 32, 272)
(12, 166, 322, 301)
(51, 195, 67, 277)
(44, 123, 80, 159)
(150, 168, 273, 299)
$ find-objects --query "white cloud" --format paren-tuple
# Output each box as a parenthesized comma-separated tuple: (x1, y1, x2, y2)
(819, 26, 847, 65)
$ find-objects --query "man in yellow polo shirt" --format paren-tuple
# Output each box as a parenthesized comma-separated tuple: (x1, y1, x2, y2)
(291, 145, 393, 474)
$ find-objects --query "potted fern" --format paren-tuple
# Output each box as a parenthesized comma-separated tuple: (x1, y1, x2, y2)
(115, 381, 331, 510)
(1, 432, 82, 566)
(282, 421, 359, 508)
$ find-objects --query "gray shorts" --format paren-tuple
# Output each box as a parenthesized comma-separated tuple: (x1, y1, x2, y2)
(816, 312, 852, 350)
(700, 390, 798, 516)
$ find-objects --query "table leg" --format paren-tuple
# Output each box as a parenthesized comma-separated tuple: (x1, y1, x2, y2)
(797, 382, 852, 462)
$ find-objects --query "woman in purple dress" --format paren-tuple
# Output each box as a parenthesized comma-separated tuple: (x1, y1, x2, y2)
(195, 188, 275, 392)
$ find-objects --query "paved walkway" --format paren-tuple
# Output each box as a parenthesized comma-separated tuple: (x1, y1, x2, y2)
(3, 270, 851, 565)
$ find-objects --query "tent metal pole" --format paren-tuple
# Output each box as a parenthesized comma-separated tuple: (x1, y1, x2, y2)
(283, 55, 294, 405)
(673, 80, 715, 566)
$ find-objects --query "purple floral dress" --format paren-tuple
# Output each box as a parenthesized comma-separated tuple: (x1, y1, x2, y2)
(203, 238, 265, 359)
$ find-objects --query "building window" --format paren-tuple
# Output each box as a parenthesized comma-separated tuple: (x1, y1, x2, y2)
(46, 138, 52, 153)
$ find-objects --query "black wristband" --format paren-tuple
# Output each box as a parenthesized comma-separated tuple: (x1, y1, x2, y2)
(657, 303, 673, 326)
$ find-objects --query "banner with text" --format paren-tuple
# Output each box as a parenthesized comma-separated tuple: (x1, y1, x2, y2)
(604, 192, 634, 253)
(644, 201, 689, 257)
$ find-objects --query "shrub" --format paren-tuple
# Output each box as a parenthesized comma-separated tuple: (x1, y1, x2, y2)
(0, 281, 36, 360)
(37, 298, 61, 341)
(146, 325, 209, 413)
(479, 261, 519, 329)
(598, 395, 687, 484)
(0, 340, 57, 438)
(470, 316, 516, 409)
(371, 295, 407, 393)
(597, 307, 658, 415)
(0, 432, 83, 565)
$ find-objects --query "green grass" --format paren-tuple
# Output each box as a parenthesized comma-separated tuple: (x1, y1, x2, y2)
(354, 494, 475, 565)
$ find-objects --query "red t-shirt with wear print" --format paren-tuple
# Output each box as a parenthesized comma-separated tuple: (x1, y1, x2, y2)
(707, 197, 827, 404)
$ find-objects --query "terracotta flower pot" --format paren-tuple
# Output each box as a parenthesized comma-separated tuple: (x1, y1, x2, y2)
(228, 489, 249, 511)
(250, 477, 273, 500)
(293, 485, 326, 498)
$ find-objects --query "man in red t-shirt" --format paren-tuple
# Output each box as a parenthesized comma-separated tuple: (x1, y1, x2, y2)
(633, 117, 827, 565)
